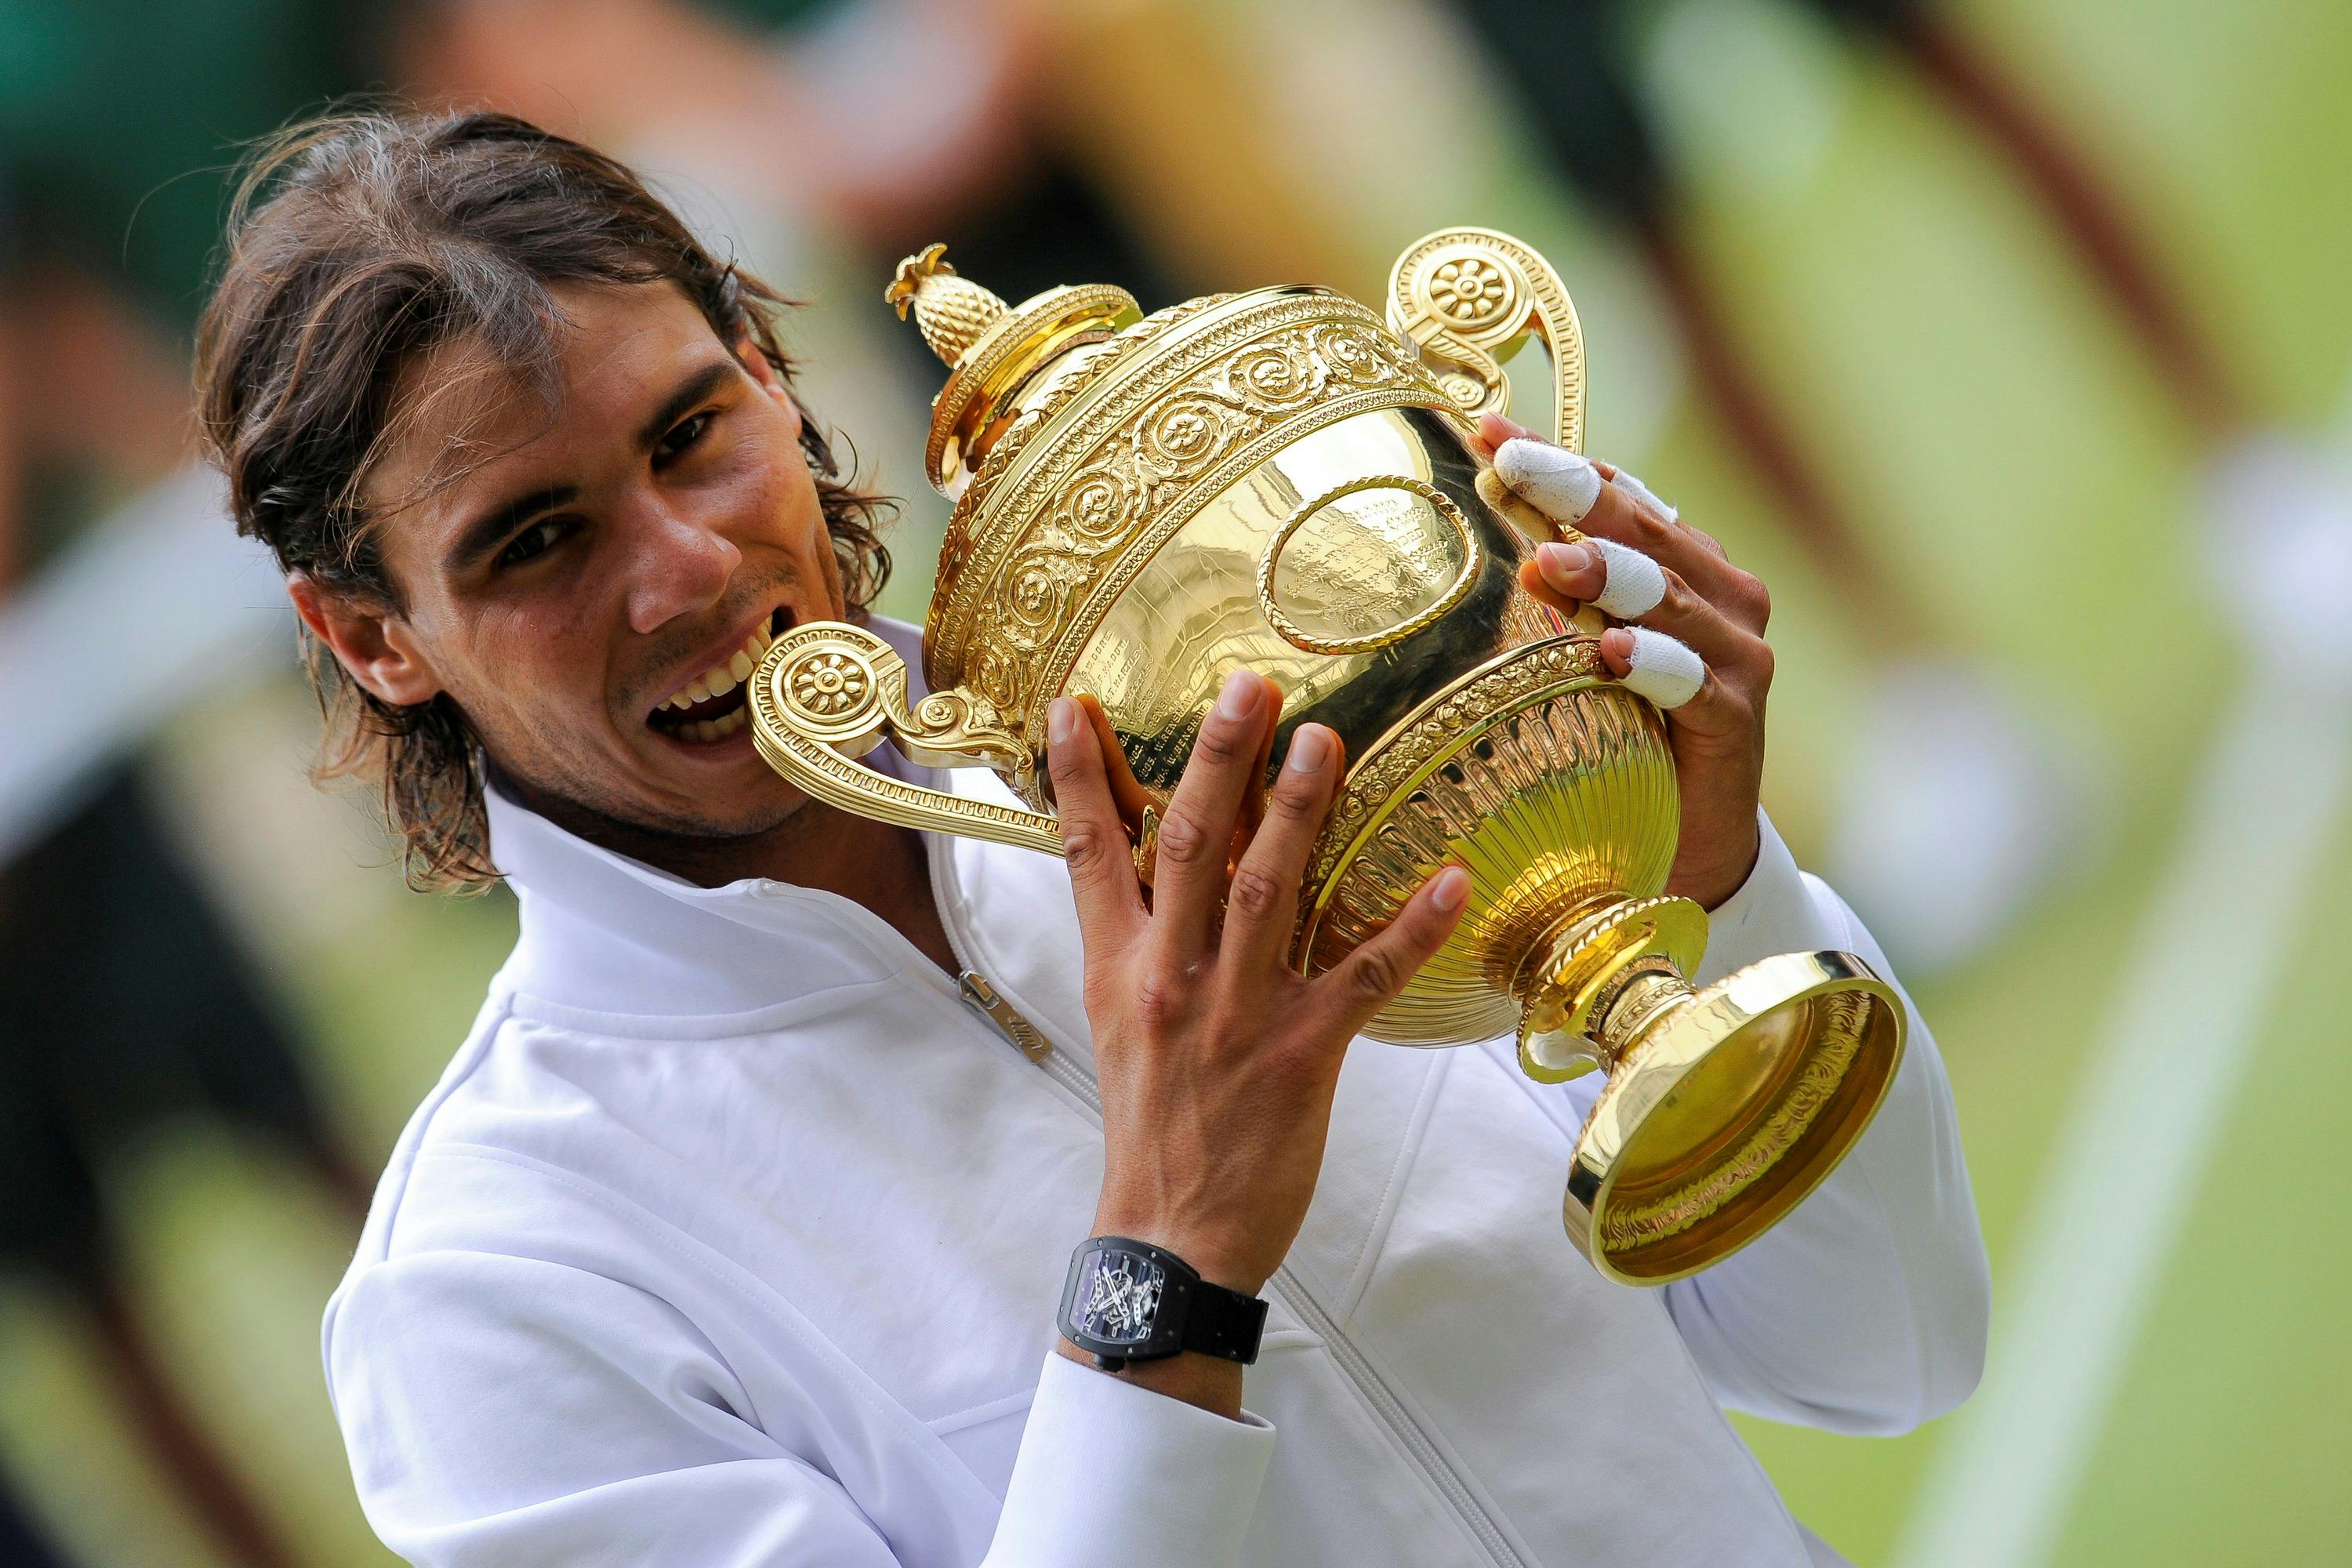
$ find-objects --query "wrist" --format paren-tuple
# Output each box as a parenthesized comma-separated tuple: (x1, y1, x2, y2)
(1671, 819, 1762, 912)
(1087, 1203, 1269, 1298)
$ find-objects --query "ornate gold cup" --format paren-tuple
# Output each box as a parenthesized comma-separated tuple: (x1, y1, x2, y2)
(748, 229, 1904, 1283)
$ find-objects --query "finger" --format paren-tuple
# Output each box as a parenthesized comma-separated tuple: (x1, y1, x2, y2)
(1228, 676, 1283, 860)
(1602, 626, 1714, 713)
(1498, 439, 1734, 600)
(1565, 470, 1757, 616)
(1590, 461, 1726, 561)
(1221, 721, 1341, 977)
(1601, 627, 1761, 739)
(1493, 437, 1601, 524)
(1152, 668, 1276, 958)
(1592, 462, 1676, 525)
(1320, 865, 1472, 1037)
(1530, 538, 1665, 620)
(1472, 409, 1537, 459)
(1534, 539, 1756, 670)
(1045, 695, 1147, 949)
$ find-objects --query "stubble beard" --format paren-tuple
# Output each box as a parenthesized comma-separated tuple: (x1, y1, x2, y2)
(472, 557, 843, 876)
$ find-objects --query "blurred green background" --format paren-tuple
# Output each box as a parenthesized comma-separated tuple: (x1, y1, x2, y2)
(2, 0, 2348, 1563)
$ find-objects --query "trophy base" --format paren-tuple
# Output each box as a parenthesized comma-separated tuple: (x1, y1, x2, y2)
(1517, 906, 1906, 1284)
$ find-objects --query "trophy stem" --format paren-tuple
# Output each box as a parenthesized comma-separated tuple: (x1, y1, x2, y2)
(1591, 964, 1699, 1063)
(1512, 893, 1911, 1284)
(1512, 895, 1708, 1086)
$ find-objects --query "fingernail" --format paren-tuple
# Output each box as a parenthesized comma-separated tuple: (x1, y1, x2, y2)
(1494, 438, 1601, 521)
(1047, 696, 1079, 746)
(1430, 865, 1471, 913)
(1214, 668, 1261, 721)
(1537, 541, 1592, 583)
(1285, 723, 1331, 774)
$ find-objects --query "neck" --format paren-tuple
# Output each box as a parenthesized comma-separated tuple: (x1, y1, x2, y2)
(510, 782, 960, 975)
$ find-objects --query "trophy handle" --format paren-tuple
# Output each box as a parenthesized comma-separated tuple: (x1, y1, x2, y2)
(1386, 227, 1587, 453)
(747, 620, 1065, 858)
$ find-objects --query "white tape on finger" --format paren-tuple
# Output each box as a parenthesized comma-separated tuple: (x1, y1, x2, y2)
(1495, 438, 1601, 522)
(1591, 538, 1667, 619)
(1613, 468, 1679, 524)
(1621, 627, 1706, 709)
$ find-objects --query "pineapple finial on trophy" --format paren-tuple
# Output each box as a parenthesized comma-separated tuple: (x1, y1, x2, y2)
(884, 242, 1144, 495)
(885, 243, 1008, 368)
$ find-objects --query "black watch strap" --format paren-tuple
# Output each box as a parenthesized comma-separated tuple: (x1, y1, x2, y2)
(1060, 1236, 1269, 1370)
(1179, 1275, 1271, 1363)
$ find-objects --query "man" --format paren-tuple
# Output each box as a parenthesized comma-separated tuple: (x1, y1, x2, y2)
(199, 110, 1987, 1566)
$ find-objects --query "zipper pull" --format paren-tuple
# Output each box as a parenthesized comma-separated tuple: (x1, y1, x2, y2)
(958, 971, 1054, 1064)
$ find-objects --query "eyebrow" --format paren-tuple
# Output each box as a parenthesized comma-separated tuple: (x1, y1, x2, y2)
(444, 482, 581, 575)
(441, 358, 742, 576)
(634, 359, 737, 452)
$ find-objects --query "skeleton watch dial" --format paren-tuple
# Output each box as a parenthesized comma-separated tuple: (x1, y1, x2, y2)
(1069, 1248, 1167, 1345)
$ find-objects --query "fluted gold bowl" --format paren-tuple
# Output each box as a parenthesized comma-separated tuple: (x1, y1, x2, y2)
(748, 229, 1904, 1283)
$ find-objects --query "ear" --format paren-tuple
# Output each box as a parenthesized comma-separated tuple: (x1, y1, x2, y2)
(735, 335, 803, 434)
(288, 573, 444, 708)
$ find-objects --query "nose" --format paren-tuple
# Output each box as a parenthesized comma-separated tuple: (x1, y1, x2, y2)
(619, 499, 742, 637)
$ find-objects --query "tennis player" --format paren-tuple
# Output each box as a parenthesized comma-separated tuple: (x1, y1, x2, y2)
(198, 109, 1988, 1567)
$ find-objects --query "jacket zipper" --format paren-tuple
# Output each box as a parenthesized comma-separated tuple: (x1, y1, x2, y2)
(927, 842, 1523, 1567)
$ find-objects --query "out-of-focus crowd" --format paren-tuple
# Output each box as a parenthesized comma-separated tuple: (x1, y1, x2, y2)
(5, 2, 2350, 1565)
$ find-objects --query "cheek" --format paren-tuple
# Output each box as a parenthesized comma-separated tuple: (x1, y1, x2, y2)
(736, 423, 836, 576)
(445, 596, 617, 731)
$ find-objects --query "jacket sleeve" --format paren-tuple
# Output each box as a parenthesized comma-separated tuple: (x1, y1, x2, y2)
(1651, 812, 1991, 1435)
(327, 1248, 1273, 1566)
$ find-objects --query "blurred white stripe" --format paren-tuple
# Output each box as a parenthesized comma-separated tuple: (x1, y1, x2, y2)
(0, 466, 289, 863)
(1893, 429, 2352, 1567)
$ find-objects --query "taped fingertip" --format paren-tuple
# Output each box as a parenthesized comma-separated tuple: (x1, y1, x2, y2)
(1590, 537, 1667, 619)
(1613, 468, 1679, 523)
(1620, 627, 1705, 710)
(1495, 437, 1602, 522)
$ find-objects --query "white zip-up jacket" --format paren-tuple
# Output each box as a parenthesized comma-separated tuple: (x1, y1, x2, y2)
(324, 619, 1988, 1568)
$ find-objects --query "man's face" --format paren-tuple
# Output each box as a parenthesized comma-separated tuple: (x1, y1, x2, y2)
(352, 281, 846, 842)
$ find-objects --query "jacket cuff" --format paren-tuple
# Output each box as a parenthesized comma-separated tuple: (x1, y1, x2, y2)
(986, 1348, 1275, 1566)
(1693, 811, 1847, 985)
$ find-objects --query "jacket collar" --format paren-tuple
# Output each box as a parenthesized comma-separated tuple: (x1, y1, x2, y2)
(486, 615, 950, 1020)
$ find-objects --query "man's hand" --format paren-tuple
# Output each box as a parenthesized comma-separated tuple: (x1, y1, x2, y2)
(1045, 673, 1469, 1412)
(1476, 412, 1772, 912)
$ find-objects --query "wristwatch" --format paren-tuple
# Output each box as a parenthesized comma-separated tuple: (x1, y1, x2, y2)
(1058, 1236, 1269, 1373)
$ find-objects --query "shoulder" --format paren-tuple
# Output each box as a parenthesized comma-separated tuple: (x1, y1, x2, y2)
(321, 1001, 753, 1439)
(332, 989, 697, 1321)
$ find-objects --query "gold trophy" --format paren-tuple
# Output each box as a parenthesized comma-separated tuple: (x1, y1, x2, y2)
(748, 229, 1904, 1284)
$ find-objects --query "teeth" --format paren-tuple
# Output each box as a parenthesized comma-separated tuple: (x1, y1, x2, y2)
(679, 707, 752, 745)
(658, 617, 779, 720)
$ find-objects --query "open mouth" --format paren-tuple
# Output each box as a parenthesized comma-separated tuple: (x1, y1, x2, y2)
(648, 607, 794, 745)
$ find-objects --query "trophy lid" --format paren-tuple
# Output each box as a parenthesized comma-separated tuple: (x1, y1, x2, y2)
(886, 243, 1142, 496)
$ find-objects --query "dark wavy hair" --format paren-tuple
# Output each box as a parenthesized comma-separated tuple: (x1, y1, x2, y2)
(197, 107, 892, 890)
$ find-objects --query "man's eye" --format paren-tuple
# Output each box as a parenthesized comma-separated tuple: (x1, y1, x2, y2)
(497, 516, 572, 568)
(656, 411, 714, 463)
